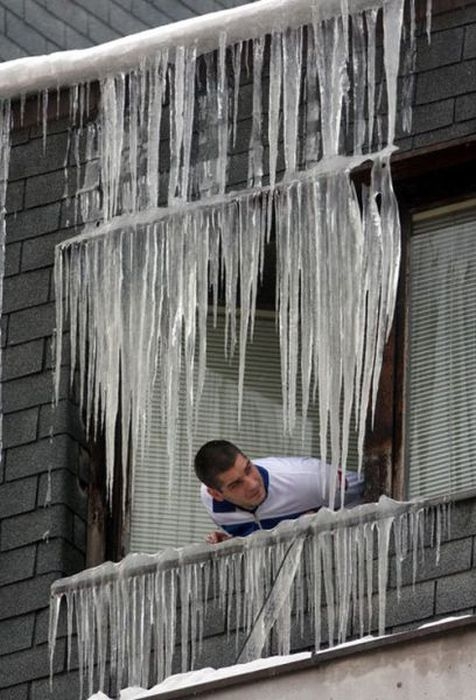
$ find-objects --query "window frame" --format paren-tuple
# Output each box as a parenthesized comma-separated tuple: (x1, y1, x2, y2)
(93, 137, 476, 559)
(366, 136, 476, 501)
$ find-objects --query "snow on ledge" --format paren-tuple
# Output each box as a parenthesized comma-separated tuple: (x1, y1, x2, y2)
(87, 652, 313, 700)
(51, 496, 423, 596)
(87, 615, 475, 700)
(0, 0, 383, 99)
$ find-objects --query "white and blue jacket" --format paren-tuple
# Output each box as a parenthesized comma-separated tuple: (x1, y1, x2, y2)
(200, 456, 364, 538)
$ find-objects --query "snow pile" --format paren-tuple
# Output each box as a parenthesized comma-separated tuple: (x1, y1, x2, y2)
(87, 652, 313, 699)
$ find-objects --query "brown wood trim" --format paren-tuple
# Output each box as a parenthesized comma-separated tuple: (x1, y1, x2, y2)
(392, 136, 476, 182)
(363, 324, 396, 501)
(429, 0, 476, 19)
(386, 141, 476, 500)
(360, 136, 476, 500)
(391, 207, 412, 501)
(86, 436, 107, 569)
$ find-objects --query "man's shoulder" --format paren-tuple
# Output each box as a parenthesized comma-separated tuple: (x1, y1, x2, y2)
(200, 483, 237, 513)
(200, 483, 212, 509)
(255, 456, 323, 474)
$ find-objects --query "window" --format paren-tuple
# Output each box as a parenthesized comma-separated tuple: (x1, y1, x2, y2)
(129, 311, 360, 552)
(405, 201, 476, 498)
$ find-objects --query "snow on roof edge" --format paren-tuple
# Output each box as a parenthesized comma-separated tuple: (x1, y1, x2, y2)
(0, 0, 380, 100)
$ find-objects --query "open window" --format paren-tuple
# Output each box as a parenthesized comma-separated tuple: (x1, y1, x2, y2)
(131, 311, 316, 551)
(378, 145, 476, 502)
(130, 305, 363, 551)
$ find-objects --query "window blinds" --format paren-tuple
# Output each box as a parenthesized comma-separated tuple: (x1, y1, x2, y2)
(130, 312, 359, 552)
(406, 203, 476, 499)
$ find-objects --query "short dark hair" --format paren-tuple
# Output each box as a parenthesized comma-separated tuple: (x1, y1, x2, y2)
(194, 440, 243, 489)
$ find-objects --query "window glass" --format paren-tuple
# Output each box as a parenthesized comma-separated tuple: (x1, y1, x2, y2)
(406, 202, 476, 498)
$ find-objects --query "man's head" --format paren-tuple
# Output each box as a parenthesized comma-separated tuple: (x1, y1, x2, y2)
(194, 440, 266, 510)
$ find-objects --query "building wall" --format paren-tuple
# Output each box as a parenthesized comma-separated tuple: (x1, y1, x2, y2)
(0, 117, 92, 700)
(0, 0, 475, 698)
(398, 0, 476, 151)
(146, 618, 476, 700)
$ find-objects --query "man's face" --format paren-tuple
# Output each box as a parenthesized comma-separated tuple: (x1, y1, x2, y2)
(207, 452, 266, 510)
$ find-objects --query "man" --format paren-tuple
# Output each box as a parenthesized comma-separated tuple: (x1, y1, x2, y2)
(194, 440, 364, 543)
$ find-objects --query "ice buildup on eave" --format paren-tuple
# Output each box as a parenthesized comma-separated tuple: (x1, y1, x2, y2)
(0, 0, 417, 502)
(49, 497, 451, 698)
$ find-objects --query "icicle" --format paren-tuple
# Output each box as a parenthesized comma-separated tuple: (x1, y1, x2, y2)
(304, 28, 320, 168)
(382, 0, 405, 146)
(247, 36, 264, 188)
(401, 0, 417, 133)
(100, 74, 126, 219)
(268, 32, 282, 190)
(351, 13, 366, 154)
(231, 41, 243, 148)
(426, 0, 432, 43)
(0, 98, 11, 459)
(238, 536, 305, 662)
(146, 51, 167, 209)
(168, 45, 197, 203)
(312, 13, 349, 157)
(48, 592, 62, 689)
(376, 516, 393, 635)
(282, 27, 303, 177)
(216, 32, 229, 195)
(20, 93, 26, 126)
(365, 9, 377, 152)
(42, 88, 49, 153)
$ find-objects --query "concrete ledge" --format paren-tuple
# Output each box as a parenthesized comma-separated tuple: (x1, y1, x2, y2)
(140, 615, 476, 699)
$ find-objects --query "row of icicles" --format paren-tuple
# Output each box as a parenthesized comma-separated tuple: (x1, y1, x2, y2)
(49, 498, 451, 698)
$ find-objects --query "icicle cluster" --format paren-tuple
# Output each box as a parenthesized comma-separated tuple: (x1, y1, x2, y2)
(49, 498, 451, 698)
(54, 0, 408, 505)
(56, 156, 400, 505)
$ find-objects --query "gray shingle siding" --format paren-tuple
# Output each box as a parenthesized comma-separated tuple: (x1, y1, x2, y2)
(0, 0, 475, 698)
(395, 4, 476, 150)
(0, 118, 90, 698)
(0, 0, 254, 60)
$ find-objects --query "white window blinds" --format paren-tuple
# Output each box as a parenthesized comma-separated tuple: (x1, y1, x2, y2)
(130, 312, 358, 552)
(406, 203, 476, 499)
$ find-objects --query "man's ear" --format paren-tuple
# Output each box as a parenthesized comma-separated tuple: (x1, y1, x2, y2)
(207, 486, 224, 502)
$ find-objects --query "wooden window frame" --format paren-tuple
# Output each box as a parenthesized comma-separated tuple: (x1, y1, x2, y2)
(364, 136, 476, 501)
